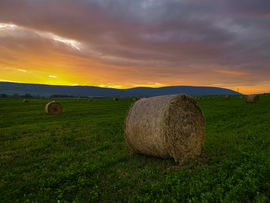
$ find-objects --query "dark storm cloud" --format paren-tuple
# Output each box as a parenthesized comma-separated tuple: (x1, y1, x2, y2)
(0, 0, 270, 89)
(219, 0, 270, 17)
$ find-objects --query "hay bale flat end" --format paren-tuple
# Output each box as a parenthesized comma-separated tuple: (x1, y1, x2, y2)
(45, 101, 62, 115)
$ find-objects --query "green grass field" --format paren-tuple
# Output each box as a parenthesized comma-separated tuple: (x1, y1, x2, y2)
(1, 95, 270, 203)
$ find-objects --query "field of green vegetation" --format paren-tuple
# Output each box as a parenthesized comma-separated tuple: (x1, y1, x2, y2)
(1, 94, 270, 203)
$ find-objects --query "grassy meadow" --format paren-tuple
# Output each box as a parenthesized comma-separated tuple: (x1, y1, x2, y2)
(1, 94, 270, 203)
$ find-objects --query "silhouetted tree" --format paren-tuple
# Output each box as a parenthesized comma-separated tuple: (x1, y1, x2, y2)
(0, 94, 8, 98)
(21, 93, 33, 98)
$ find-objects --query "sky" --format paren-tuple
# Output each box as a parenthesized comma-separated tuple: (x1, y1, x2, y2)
(0, 0, 270, 94)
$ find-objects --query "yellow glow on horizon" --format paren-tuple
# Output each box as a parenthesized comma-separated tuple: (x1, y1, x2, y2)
(1, 78, 269, 94)
(133, 82, 166, 88)
(97, 82, 168, 89)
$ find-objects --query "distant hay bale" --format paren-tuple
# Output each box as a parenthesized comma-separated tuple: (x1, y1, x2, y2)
(133, 98, 136, 101)
(202, 98, 205, 100)
(45, 101, 62, 115)
(88, 99, 92, 101)
(225, 95, 230, 99)
(208, 97, 211, 99)
(53, 100, 56, 102)
(23, 100, 29, 103)
(96, 99, 98, 101)
(113, 98, 119, 101)
(246, 94, 259, 103)
(124, 94, 205, 162)
(198, 98, 201, 100)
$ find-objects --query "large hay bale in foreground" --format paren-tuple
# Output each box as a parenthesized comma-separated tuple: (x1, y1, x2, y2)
(225, 95, 230, 99)
(23, 100, 29, 103)
(124, 94, 205, 162)
(45, 101, 62, 115)
(246, 94, 259, 103)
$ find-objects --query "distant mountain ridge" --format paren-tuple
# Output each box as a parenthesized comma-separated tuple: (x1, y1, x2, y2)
(0, 82, 242, 97)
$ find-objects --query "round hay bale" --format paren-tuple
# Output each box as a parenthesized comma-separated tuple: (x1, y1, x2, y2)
(45, 101, 62, 115)
(246, 94, 259, 103)
(23, 99, 29, 103)
(225, 95, 230, 99)
(77, 100, 80, 102)
(198, 98, 201, 100)
(95, 99, 98, 101)
(202, 98, 205, 100)
(113, 98, 119, 101)
(208, 97, 211, 99)
(88, 99, 92, 101)
(73, 100, 76, 102)
(124, 94, 205, 162)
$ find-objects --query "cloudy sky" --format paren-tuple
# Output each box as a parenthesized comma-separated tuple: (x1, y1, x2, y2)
(1, 0, 270, 94)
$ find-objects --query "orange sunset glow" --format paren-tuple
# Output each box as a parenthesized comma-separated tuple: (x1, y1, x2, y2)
(1, 1, 270, 95)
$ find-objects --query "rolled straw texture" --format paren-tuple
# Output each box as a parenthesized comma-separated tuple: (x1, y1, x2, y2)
(124, 93, 205, 162)
(246, 94, 259, 103)
(45, 101, 62, 115)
